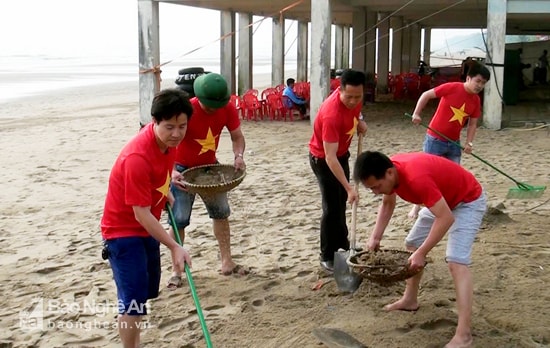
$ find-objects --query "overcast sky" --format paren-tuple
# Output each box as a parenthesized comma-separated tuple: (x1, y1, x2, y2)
(0, 0, 479, 60)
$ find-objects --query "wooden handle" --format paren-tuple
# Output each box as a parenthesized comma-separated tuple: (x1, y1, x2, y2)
(349, 133, 363, 251)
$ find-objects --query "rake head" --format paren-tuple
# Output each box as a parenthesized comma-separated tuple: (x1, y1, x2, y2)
(506, 185, 547, 199)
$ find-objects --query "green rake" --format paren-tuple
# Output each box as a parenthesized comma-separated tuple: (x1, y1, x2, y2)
(404, 113, 546, 199)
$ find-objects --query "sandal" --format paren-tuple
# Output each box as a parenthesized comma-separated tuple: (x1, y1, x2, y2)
(166, 275, 183, 290)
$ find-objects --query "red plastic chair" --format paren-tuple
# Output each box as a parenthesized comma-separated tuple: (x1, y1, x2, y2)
(241, 93, 263, 121)
(266, 93, 285, 121)
(392, 74, 406, 100)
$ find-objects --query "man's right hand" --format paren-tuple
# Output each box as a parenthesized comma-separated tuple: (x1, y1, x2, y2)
(412, 114, 422, 125)
(170, 245, 192, 274)
(346, 186, 359, 205)
(366, 236, 381, 251)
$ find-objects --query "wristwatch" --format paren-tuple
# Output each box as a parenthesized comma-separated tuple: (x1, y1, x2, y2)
(467, 142, 473, 147)
(235, 153, 243, 159)
(358, 113, 364, 120)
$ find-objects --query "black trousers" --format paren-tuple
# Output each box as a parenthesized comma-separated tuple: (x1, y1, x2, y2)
(309, 152, 350, 261)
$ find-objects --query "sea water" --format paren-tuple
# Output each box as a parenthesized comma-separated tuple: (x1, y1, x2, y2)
(0, 53, 281, 104)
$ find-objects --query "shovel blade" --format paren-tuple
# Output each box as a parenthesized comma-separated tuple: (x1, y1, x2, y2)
(333, 250, 363, 293)
(312, 327, 368, 348)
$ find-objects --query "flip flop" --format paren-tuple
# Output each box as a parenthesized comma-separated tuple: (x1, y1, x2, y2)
(166, 275, 183, 290)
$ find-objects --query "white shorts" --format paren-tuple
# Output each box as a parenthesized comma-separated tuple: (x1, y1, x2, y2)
(405, 190, 487, 265)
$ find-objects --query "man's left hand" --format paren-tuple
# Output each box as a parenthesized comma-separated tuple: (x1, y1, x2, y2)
(234, 156, 246, 171)
(408, 250, 426, 272)
(357, 120, 368, 135)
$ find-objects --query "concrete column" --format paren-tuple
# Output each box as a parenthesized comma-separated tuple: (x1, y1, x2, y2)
(352, 8, 366, 71)
(365, 10, 377, 76)
(423, 27, 431, 65)
(297, 21, 309, 82)
(484, 0, 506, 130)
(401, 22, 411, 73)
(237, 13, 253, 96)
(391, 16, 403, 75)
(138, 0, 159, 127)
(310, 0, 331, 124)
(220, 11, 236, 94)
(377, 13, 390, 93)
(271, 15, 285, 86)
(335, 25, 344, 69)
(409, 23, 422, 70)
(342, 26, 350, 69)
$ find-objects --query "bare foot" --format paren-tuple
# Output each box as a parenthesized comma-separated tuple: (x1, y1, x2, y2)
(383, 298, 419, 312)
(408, 205, 420, 219)
(221, 264, 250, 276)
(444, 334, 473, 348)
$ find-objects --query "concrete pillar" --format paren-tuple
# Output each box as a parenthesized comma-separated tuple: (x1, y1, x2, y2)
(343, 26, 350, 69)
(401, 22, 411, 73)
(377, 13, 390, 93)
(423, 27, 431, 65)
(310, 0, 331, 124)
(335, 25, 344, 69)
(352, 8, 366, 71)
(391, 16, 403, 75)
(365, 10, 377, 76)
(271, 15, 285, 86)
(297, 21, 309, 82)
(220, 11, 236, 94)
(484, 0, 506, 130)
(409, 23, 422, 70)
(238, 13, 253, 96)
(138, 0, 159, 127)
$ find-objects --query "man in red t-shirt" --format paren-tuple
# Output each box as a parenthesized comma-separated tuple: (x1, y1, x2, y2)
(308, 69, 368, 272)
(167, 73, 247, 288)
(100, 89, 193, 347)
(408, 62, 490, 218)
(354, 151, 487, 348)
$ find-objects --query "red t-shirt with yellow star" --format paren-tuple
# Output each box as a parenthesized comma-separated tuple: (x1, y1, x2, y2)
(175, 97, 240, 167)
(101, 122, 175, 239)
(309, 89, 362, 158)
(390, 152, 482, 209)
(428, 82, 481, 141)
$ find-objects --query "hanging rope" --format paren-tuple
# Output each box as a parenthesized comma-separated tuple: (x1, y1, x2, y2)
(139, 0, 305, 83)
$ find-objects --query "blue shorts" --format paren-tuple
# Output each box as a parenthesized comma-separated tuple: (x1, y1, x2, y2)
(405, 190, 487, 265)
(170, 164, 231, 228)
(106, 236, 161, 315)
(423, 134, 462, 164)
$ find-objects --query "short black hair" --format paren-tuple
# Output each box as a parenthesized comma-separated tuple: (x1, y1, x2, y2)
(151, 89, 193, 123)
(467, 62, 491, 81)
(286, 78, 295, 86)
(339, 69, 366, 89)
(353, 151, 394, 182)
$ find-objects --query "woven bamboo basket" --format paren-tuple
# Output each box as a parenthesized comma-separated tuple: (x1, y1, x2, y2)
(347, 249, 424, 284)
(181, 164, 245, 198)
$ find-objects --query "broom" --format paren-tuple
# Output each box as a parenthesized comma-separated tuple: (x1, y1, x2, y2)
(404, 113, 546, 199)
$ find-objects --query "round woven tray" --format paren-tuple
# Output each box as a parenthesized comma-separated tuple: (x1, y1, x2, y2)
(181, 164, 245, 197)
(347, 249, 423, 284)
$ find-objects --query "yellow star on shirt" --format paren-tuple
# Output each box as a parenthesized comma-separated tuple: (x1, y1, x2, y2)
(346, 117, 359, 142)
(155, 172, 171, 206)
(449, 103, 469, 125)
(195, 128, 218, 155)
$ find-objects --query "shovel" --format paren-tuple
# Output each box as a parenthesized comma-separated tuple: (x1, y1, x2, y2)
(312, 327, 368, 348)
(333, 133, 364, 293)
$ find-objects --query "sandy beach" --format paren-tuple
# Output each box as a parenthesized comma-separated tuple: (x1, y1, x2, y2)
(1, 79, 549, 348)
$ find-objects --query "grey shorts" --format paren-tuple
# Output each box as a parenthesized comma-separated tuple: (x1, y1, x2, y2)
(405, 190, 487, 265)
(169, 164, 231, 228)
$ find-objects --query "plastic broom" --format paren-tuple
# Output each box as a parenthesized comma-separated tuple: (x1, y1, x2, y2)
(404, 113, 546, 199)
(166, 204, 213, 348)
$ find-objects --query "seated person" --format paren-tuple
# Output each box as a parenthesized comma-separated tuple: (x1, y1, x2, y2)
(282, 78, 308, 117)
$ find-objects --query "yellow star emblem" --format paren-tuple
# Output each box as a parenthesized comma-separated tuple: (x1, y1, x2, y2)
(195, 128, 218, 155)
(449, 103, 469, 125)
(155, 172, 171, 206)
(346, 117, 359, 142)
